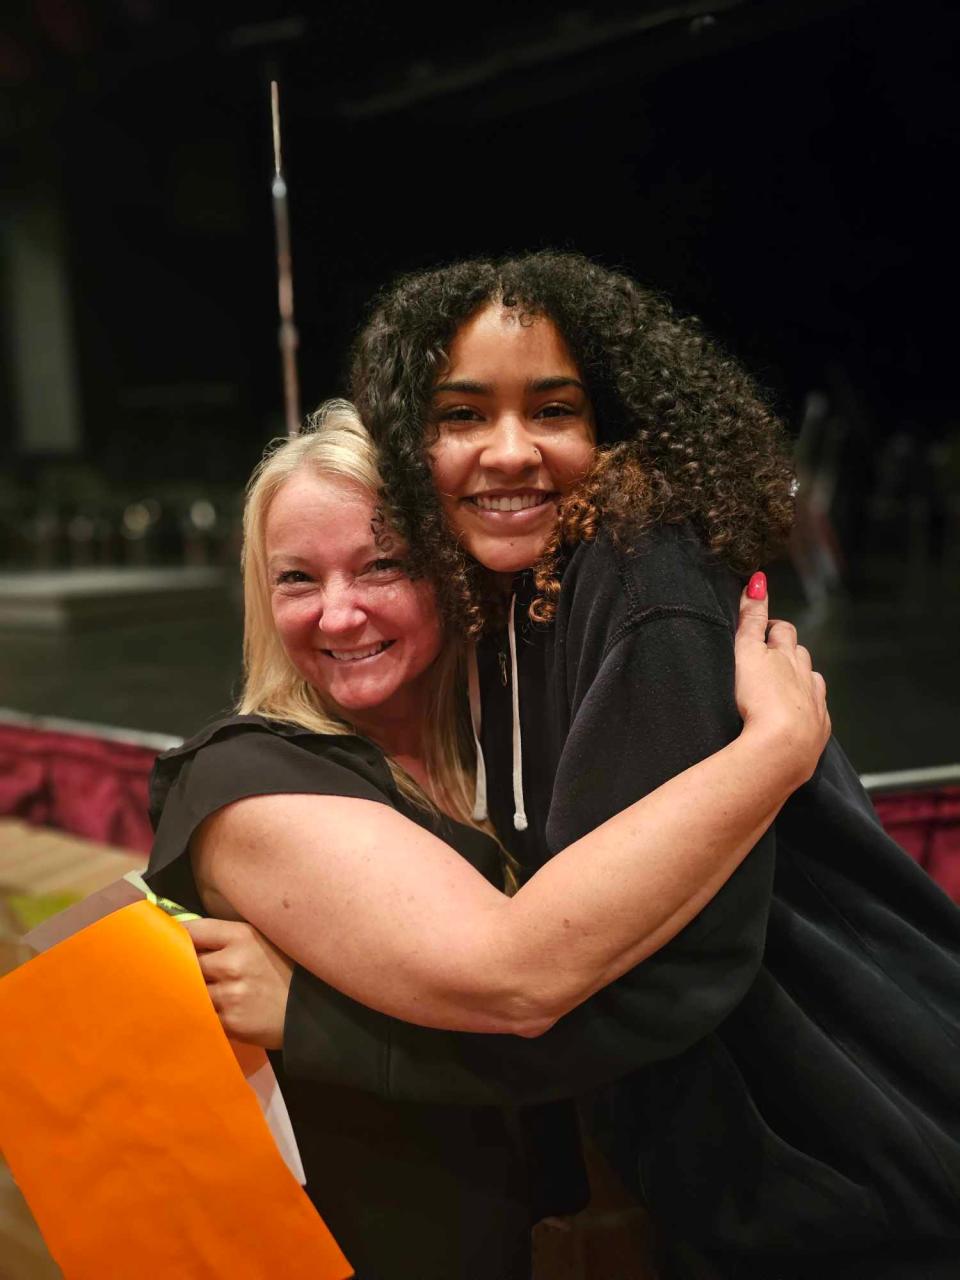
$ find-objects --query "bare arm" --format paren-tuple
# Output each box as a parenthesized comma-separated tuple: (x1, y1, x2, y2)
(192, 589, 828, 1037)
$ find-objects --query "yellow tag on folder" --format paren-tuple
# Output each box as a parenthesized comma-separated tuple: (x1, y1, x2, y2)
(0, 901, 353, 1279)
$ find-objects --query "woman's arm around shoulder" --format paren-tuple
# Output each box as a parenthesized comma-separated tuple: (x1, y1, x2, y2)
(192, 792, 549, 1036)
(193, 585, 828, 1040)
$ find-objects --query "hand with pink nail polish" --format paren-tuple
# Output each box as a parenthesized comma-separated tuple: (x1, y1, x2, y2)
(733, 572, 831, 787)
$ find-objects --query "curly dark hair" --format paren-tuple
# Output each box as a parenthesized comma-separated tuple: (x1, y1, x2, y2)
(350, 251, 795, 634)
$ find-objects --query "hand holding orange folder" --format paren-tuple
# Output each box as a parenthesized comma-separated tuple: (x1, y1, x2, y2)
(0, 900, 353, 1279)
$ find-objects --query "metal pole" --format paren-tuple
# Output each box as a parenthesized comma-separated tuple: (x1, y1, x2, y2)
(270, 80, 300, 437)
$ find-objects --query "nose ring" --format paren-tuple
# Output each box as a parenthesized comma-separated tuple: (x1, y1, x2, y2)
(532, 446, 542, 462)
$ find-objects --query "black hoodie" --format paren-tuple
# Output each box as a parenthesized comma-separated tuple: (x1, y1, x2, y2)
(280, 523, 960, 1261)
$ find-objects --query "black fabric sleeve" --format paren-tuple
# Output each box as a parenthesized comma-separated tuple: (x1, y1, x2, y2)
(282, 609, 774, 1106)
(145, 725, 393, 908)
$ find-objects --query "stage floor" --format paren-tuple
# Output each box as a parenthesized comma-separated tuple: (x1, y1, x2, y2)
(0, 568, 229, 630)
(0, 558, 956, 773)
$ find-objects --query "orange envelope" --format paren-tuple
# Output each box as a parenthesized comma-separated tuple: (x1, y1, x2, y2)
(0, 901, 353, 1279)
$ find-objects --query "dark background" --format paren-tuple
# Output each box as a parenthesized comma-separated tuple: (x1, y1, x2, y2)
(1, 0, 958, 766)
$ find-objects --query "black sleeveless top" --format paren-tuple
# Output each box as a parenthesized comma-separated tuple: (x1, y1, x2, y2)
(146, 714, 533, 1280)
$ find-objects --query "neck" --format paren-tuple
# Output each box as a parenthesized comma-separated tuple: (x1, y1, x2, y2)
(354, 710, 438, 801)
(344, 683, 429, 768)
(353, 710, 425, 763)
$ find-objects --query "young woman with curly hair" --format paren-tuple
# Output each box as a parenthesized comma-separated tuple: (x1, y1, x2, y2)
(349, 250, 794, 635)
(199, 254, 960, 1280)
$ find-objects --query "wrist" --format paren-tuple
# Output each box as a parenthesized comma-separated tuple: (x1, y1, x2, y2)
(739, 715, 816, 792)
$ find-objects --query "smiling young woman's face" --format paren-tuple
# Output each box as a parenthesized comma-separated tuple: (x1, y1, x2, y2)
(427, 303, 597, 576)
(266, 471, 442, 726)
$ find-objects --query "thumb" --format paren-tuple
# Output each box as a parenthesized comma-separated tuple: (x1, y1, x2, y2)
(735, 571, 769, 646)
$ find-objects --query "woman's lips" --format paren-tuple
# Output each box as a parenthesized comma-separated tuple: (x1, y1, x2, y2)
(321, 640, 395, 662)
(471, 491, 552, 512)
(464, 492, 556, 524)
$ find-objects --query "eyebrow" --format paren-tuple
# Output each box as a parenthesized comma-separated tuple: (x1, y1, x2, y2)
(265, 546, 379, 570)
(432, 376, 588, 396)
(529, 376, 587, 394)
(266, 552, 308, 572)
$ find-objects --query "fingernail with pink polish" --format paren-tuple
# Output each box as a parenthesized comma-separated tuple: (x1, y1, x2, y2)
(747, 571, 767, 601)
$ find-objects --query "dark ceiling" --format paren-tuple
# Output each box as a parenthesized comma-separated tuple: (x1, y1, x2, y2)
(2, 1, 957, 483)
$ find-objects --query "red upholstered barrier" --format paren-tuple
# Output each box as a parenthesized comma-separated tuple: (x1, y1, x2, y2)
(871, 786, 960, 902)
(1, 719, 959, 901)
(0, 722, 165, 854)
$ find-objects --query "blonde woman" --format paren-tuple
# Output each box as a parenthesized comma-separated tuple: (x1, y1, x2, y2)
(146, 401, 828, 1280)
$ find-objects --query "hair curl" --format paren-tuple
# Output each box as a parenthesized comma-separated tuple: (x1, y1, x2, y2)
(350, 251, 795, 634)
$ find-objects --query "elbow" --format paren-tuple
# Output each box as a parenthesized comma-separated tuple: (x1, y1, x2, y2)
(453, 917, 577, 1036)
(466, 1011, 557, 1037)
(454, 978, 563, 1037)
(491, 1012, 558, 1038)
(486, 948, 593, 1037)
(510, 1011, 559, 1038)
(482, 984, 568, 1038)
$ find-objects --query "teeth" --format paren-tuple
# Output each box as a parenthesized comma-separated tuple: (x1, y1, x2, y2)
(327, 642, 389, 662)
(473, 493, 550, 512)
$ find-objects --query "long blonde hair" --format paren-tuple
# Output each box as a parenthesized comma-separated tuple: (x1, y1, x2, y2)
(239, 400, 489, 846)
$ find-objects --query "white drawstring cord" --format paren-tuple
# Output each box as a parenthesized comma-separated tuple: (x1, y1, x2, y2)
(508, 596, 528, 832)
(467, 644, 488, 822)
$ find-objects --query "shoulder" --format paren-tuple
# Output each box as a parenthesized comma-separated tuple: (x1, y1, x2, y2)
(146, 713, 398, 899)
(149, 714, 395, 839)
(558, 523, 739, 643)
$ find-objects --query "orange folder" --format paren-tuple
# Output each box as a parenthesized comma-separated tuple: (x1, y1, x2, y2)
(0, 901, 353, 1279)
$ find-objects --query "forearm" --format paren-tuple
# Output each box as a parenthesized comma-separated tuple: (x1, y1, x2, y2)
(198, 732, 794, 1036)
(277, 723, 790, 1036)
(491, 722, 793, 1029)
(283, 837, 773, 1106)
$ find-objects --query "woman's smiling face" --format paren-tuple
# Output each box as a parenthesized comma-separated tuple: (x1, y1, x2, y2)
(266, 471, 442, 725)
(427, 303, 597, 576)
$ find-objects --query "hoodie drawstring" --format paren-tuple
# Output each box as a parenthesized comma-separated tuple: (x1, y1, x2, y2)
(467, 644, 488, 822)
(507, 595, 528, 832)
(467, 597, 529, 832)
